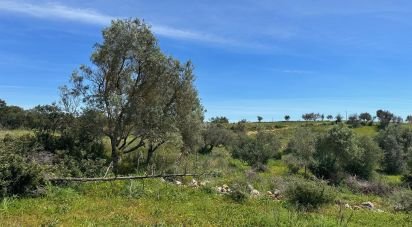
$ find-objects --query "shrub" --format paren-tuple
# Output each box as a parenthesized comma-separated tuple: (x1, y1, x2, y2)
(0, 151, 45, 197)
(285, 178, 335, 210)
(344, 176, 392, 196)
(232, 131, 281, 168)
(377, 125, 411, 174)
(391, 190, 412, 212)
(311, 125, 382, 183)
(227, 182, 248, 203)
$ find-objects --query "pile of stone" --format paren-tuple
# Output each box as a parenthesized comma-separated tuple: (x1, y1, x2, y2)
(216, 184, 231, 194)
(342, 201, 384, 212)
(267, 189, 282, 200)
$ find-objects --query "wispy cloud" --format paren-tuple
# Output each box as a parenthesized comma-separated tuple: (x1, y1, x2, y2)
(282, 69, 315, 74)
(0, 1, 112, 25)
(0, 1, 239, 45)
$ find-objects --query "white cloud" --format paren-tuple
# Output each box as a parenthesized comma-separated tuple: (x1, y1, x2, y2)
(0, 1, 112, 25)
(0, 1, 237, 45)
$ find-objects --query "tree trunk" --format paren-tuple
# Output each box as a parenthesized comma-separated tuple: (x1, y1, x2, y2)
(110, 137, 120, 176)
(146, 144, 155, 164)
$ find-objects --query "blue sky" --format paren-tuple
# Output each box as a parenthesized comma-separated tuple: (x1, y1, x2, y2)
(1, 0, 412, 121)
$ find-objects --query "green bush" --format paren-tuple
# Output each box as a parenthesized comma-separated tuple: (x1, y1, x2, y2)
(227, 182, 248, 203)
(391, 190, 412, 212)
(0, 151, 45, 197)
(285, 179, 335, 210)
(232, 131, 281, 168)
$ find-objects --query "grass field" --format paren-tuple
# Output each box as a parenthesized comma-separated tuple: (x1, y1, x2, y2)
(0, 161, 410, 226)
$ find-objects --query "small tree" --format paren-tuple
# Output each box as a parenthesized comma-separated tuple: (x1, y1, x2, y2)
(232, 131, 281, 169)
(0, 99, 6, 108)
(257, 116, 263, 123)
(326, 115, 333, 120)
(284, 128, 316, 176)
(200, 124, 234, 153)
(321, 114, 325, 121)
(335, 114, 343, 123)
(406, 115, 412, 124)
(347, 114, 361, 128)
(284, 115, 290, 121)
(376, 109, 394, 129)
(210, 116, 229, 124)
(377, 125, 410, 174)
(60, 19, 203, 175)
(359, 112, 372, 123)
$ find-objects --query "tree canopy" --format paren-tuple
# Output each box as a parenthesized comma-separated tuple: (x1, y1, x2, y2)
(60, 19, 203, 175)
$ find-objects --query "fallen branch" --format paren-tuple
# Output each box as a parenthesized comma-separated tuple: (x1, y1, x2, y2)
(48, 173, 212, 183)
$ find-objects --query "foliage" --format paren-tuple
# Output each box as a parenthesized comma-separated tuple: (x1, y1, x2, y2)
(376, 125, 411, 174)
(359, 112, 372, 124)
(232, 131, 281, 169)
(302, 113, 320, 121)
(284, 128, 316, 175)
(285, 178, 335, 210)
(376, 109, 394, 129)
(284, 115, 290, 121)
(311, 125, 381, 183)
(344, 176, 392, 196)
(347, 114, 361, 128)
(60, 19, 203, 174)
(210, 116, 229, 124)
(0, 146, 45, 197)
(200, 124, 235, 154)
(391, 190, 412, 212)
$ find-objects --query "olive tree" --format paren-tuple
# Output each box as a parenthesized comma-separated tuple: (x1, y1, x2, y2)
(284, 128, 316, 176)
(60, 19, 203, 175)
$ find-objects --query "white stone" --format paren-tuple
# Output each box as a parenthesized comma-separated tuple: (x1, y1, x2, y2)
(361, 201, 374, 209)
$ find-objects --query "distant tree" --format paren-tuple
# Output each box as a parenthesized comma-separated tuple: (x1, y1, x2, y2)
(392, 116, 403, 124)
(284, 115, 291, 121)
(210, 116, 229, 124)
(60, 19, 203, 174)
(321, 114, 325, 121)
(0, 99, 6, 108)
(0, 105, 26, 129)
(376, 110, 394, 129)
(257, 116, 263, 123)
(359, 112, 372, 123)
(347, 114, 361, 128)
(326, 115, 333, 120)
(302, 113, 320, 121)
(406, 115, 412, 124)
(335, 114, 343, 123)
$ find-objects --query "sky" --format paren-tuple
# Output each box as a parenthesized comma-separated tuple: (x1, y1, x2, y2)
(1, 0, 412, 121)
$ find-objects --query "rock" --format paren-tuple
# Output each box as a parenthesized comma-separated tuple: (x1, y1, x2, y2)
(375, 209, 384, 213)
(267, 191, 273, 195)
(273, 189, 281, 197)
(200, 181, 208, 186)
(251, 189, 260, 197)
(344, 203, 351, 209)
(247, 184, 255, 191)
(160, 178, 166, 183)
(361, 201, 374, 209)
(174, 180, 182, 185)
(353, 205, 362, 210)
(216, 186, 223, 193)
(223, 184, 229, 190)
(189, 179, 198, 187)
